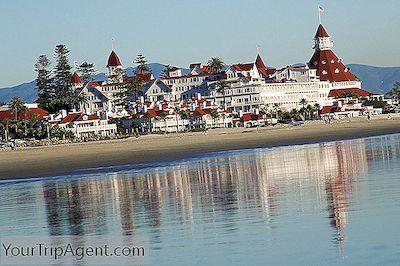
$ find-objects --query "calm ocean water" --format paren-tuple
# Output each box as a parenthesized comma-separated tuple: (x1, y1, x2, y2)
(1, 134, 400, 265)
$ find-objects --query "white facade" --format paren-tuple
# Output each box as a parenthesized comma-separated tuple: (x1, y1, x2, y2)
(59, 115, 117, 139)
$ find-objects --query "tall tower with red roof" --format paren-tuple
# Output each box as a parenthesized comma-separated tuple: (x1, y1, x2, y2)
(309, 24, 358, 83)
(71, 72, 83, 89)
(106, 50, 123, 83)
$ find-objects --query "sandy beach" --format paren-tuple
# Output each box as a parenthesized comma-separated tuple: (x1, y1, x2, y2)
(0, 117, 399, 180)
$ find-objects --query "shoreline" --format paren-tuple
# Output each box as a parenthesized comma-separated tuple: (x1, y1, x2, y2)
(1, 118, 399, 180)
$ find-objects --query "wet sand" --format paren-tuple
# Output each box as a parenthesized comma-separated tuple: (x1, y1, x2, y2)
(0, 118, 399, 180)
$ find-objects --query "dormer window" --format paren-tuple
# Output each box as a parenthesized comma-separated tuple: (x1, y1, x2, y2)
(313, 61, 318, 65)
(322, 70, 328, 75)
(331, 59, 335, 63)
(344, 68, 348, 72)
(322, 60, 326, 65)
(335, 68, 340, 73)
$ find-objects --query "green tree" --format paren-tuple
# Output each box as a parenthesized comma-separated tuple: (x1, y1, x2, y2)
(207, 57, 224, 73)
(34, 55, 53, 110)
(53, 44, 72, 98)
(158, 110, 168, 134)
(174, 106, 181, 133)
(78, 61, 96, 83)
(70, 89, 87, 110)
(216, 80, 230, 109)
(115, 75, 144, 108)
(299, 98, 308, 109)
(178, 109, 191, 131)
(134, 54, 151, 74)
(210, 109, 220, 128)
(387, 81, 400, 103)
(160, 65, 170, 78)
(10, 97, 27, 121)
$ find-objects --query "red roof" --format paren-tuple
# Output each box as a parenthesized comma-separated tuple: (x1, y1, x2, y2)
(231, 63, 254, 72)
(72, 72, 83, 84)
(88, 81, 103, 87)
(309, 49, 357, 82)
(192, 107, 207, 117)
(328, 88, 371, 98)
(320, 106, 342, 115)
(107, 51, 122, 67)
(315, 24, 329, 38)
(255, 54, 267, 69)
(136, 73, 152, 83)
(0, 107, 49, 121)
(60, 113, 100, 124)
(241, 113, 262, 122)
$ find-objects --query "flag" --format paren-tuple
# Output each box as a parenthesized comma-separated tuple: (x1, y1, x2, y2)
(319, 6, 325, 13)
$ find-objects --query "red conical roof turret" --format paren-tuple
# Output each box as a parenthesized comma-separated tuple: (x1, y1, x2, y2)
(107, 51, 122, 67)
(72, 72, 83, 84)
(315, 24, 330, 38)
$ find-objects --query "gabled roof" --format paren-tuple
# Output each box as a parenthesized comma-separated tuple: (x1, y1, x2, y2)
(189, 63, 202, 69)
(72, 72, 83, 84)
(144, 78, 171, 94)
(309, 49, 357, 82)
(168, 67, 181, 72)
(328, 88, 371, 98)
(107, 51, 122, 67)
(60, 113, 100, 124)
(315, 24, 330, 38)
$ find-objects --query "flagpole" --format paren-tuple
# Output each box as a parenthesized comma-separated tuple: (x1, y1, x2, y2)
(318, 5, 322, 24)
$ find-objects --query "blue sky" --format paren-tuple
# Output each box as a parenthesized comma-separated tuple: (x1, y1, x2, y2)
(1, 0, 399, 87)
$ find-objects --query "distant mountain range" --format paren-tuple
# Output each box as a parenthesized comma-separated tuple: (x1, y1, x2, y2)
(0, 63, 399, 103)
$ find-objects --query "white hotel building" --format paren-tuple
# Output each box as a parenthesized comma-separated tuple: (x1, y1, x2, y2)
(208, 23, 366, 113)
(79, 22, 370, 117)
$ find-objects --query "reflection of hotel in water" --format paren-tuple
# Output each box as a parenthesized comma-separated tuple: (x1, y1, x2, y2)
(41, 138, 383, 242)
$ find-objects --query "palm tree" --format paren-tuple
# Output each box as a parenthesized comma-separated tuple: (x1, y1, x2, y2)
(10, 97, 27, 121)
(306, 104, 313, 120)
(142, 112, 153, 133)
(158, 110, 168, 134)
(299, 98, 308, 109)
(179, 109, 190, 131)
(207, 57, 224, 73)
(174, 106, 181, 133)
(290, 108, 299, 120)
(272, 103, 281, 120)
(216, 80, 230, 108)
(260, 104, 271, 125)
(313, 103, 321, 119)
(209, 109, 220, 128)
(387, 81, 400, 104)
(70, 89, 87, 110)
